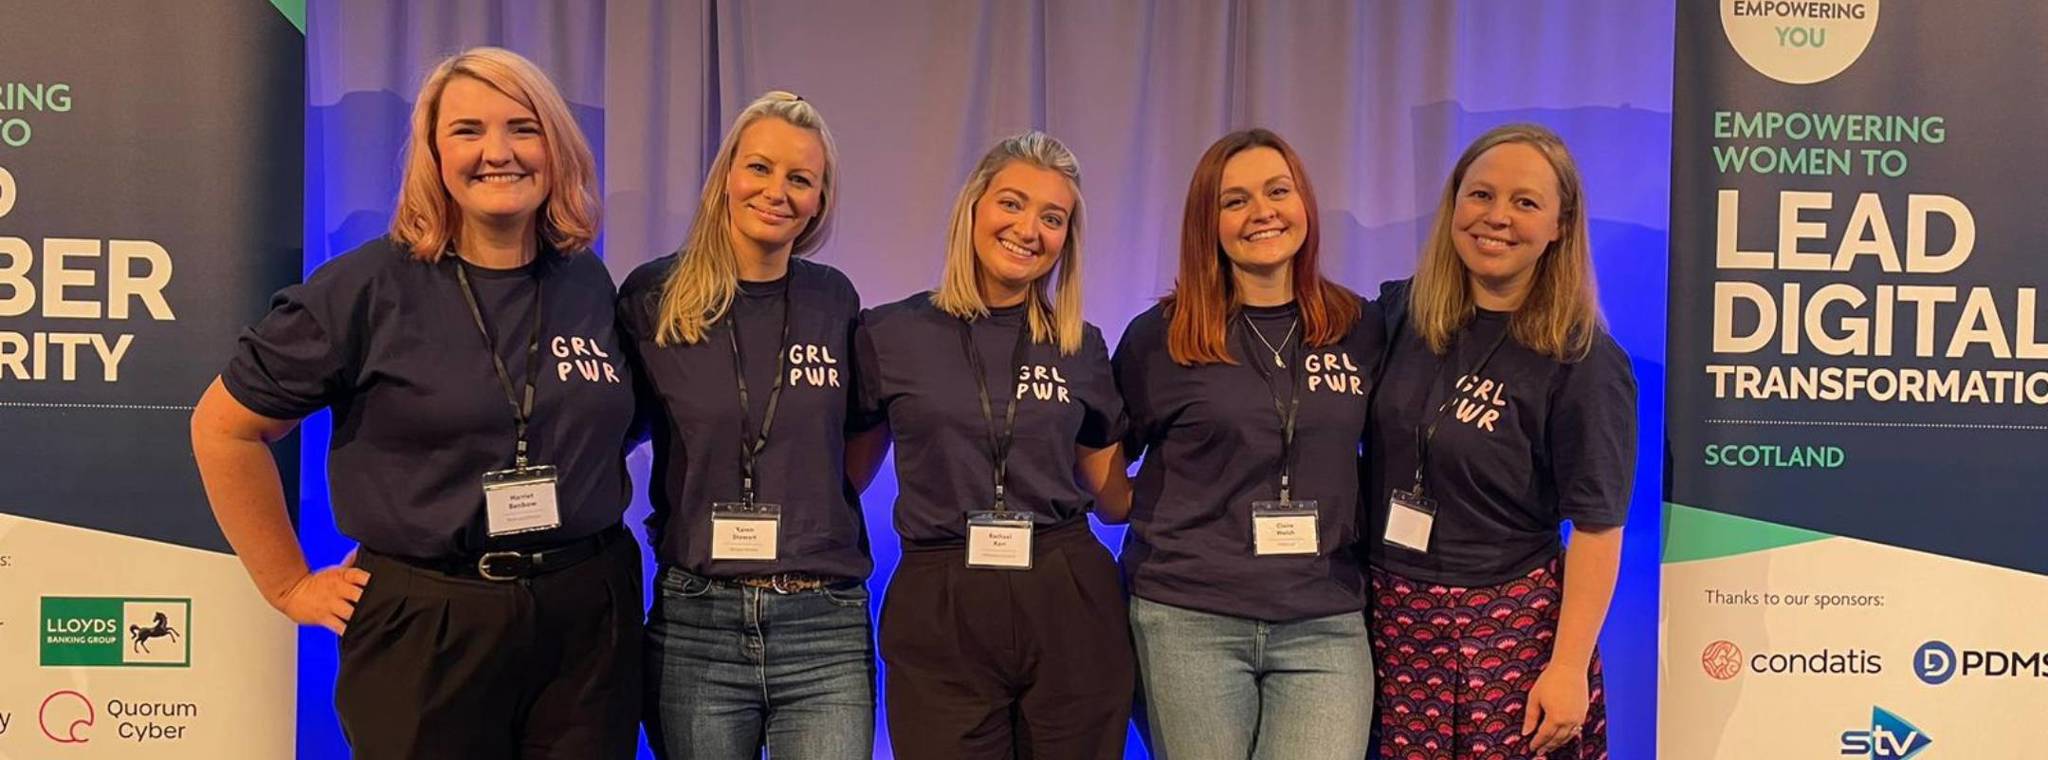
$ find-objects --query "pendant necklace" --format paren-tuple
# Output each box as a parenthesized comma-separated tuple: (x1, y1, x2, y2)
(1243, 312, 1298, 369)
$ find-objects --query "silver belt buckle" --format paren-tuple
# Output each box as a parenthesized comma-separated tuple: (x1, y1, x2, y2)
(477, 550, 524, 581)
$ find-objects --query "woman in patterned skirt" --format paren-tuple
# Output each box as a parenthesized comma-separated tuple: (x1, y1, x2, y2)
(1366, 123, 1636, 760)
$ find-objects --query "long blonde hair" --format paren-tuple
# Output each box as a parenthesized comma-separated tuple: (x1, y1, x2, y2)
(390, 47, 599, 260)
(1410, 123, 1601, 361)
(653, 91, 839, 345)
(930, 132, 1086, 356)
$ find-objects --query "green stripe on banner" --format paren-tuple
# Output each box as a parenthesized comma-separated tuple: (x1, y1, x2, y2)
(1662, 502, 1833, 564)
(269, 0, 306, 34)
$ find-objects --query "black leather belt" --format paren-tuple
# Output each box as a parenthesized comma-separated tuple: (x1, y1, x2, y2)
(397, 526, 618, 582)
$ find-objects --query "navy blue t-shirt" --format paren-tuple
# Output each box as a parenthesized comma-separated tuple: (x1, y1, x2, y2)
(854, 295, 1123, 545)
(1114, 300, 1382, 621)
(221, 237, 637, 558)
(1366, 279, 1637, 587)
(618, 257, 870, 580)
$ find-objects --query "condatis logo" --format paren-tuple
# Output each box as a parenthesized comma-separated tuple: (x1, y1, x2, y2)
(41, 597, 190, 667)
(1702, 640, 1744, 680)
(1701, 639, 1881, 679)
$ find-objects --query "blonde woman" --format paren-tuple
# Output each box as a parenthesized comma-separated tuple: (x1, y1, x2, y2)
(1367, 123, 1635, 760)
(853, 132, 1134, 759)
(191, 47, 639, 758)
(617, 91, 878, 760)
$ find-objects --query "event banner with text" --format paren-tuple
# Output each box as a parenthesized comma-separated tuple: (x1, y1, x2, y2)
(0, 2, 302, 757)
(1665, 2, 2048, 758)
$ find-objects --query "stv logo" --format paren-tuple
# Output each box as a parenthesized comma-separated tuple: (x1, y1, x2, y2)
(1840, 706, 1931, 759)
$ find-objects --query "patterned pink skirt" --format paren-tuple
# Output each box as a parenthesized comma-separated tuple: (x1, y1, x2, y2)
(1369, 561, 1607, 760)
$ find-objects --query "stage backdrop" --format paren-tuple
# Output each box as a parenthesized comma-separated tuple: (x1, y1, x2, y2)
(1664, 1, 2048, 758)
(0, 1, 304, 757)
(307, 2, 1674, 758)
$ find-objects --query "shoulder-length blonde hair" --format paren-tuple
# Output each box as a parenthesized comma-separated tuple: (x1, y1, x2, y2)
(1410, 123, 1601, 361)
(653, 91, 839, 346)
(930, 132, 1086, 356)
(1162, 128, 1360, 366)
(389, 46, 599, 260)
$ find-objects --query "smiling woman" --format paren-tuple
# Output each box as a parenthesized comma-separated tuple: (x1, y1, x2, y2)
(614, 91, 882, 760)
(432, 77, 549, 238)
(855, 132, 1137, 759)
(390, 49, 599, 268)
(1366, 123, 1635, 760)
(1113, 128, 1378, 760)
(191, 47, 639, 759)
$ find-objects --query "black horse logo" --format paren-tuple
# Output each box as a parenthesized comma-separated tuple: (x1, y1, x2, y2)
(129, 612, 179, 654)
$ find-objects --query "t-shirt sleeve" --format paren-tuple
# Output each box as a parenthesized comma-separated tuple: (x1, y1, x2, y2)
(1075, 327, 1126, 450)
(615, 288, 657, 447)
(1549, 336, 1638, 527)
(1110, 314, 1156, 460)
(219, 278, 357, 420)
(839, 278, 883, 434)
(851, 309, 888, 428)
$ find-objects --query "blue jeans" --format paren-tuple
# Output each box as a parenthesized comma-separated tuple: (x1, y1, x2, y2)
(1130, 596, 1372, 760)
(644, 567, 875, 760)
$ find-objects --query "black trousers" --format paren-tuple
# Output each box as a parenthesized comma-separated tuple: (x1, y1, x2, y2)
(881, 520, 1136, 760)
(336, 528, 643, 759)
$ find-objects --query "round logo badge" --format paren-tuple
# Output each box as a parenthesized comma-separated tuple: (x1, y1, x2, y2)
(1914, 640, 1956, 686)
(1720, 0, 1881, 84)
(1702, 640, 1744, 680)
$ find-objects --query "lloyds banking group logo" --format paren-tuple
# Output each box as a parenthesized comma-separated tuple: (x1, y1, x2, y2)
(39, 597, 191, 668)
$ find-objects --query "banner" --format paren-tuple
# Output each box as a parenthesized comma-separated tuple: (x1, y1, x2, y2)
(1664, 2, 2048, 758)
(0, 2, 304, 756)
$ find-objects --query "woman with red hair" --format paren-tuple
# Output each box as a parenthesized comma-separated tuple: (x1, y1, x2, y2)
(1110, 128, 1379, 758)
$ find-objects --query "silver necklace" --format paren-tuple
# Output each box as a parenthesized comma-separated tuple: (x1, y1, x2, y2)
(1243, 313, 1298, 369)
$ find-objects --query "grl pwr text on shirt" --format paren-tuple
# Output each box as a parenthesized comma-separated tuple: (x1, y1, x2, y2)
(1449, 373, 1509, 432)
(786, 343, 841, 388)
(551, 335, 623, 384)
(1017, 364, 1071, 403)
(1305, 351, 1365, 396)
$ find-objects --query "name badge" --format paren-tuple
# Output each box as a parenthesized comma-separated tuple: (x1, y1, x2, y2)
(1384, 489, 1437, 553)
(965, 510, 1036, 570)
(483, 465, 562, 537)
(711, 502, 782, 561)
(1250, 499, 1320, 556)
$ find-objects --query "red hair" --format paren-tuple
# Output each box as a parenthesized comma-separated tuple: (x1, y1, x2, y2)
(1162, 128, 1359, 365)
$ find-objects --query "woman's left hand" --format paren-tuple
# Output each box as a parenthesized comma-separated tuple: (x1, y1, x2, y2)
(1521, 661, 1589, 757)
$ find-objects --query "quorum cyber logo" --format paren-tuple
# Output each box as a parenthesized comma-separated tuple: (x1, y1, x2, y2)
(40, 597, 190, 667)
(38, 690, 93, 744)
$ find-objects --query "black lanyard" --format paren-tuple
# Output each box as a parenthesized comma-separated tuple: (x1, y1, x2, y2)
(1410, 321, 1512, 497)
(453, 258, 546, 468)
(959, 315, 1033, 512)
(727, 276, 795, 505)
(1239, 312, 1304, 502)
